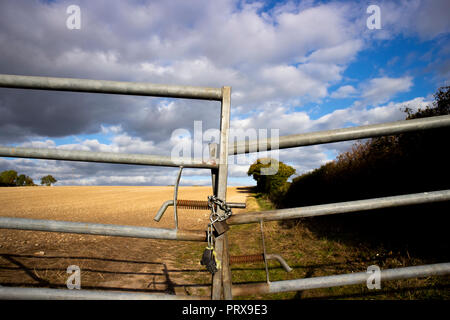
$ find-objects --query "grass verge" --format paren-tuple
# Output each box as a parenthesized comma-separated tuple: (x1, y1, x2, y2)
(228, 195, 450, 300)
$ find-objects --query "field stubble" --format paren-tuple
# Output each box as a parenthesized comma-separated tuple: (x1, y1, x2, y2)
(0, 186, 248, 297)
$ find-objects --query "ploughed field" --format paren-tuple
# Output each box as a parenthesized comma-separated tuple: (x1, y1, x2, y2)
(0, 186, 249, 297)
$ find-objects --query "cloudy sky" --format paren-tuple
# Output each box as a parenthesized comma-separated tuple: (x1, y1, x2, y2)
(0, 0, 449, 187)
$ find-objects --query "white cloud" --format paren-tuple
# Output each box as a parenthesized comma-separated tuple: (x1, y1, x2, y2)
(331, 76, 414, 104)
(19, 139, 57, 149)
(375, 0, 450, 40)
(360, 76, 413, 105)
(0, 0, 445, 186)
(302, 40, 363, 65)
(0, 0, 365, 110)
(100, 124, 123, 135)
(331, 85, 357, 99)
(1, 95, 432, 186)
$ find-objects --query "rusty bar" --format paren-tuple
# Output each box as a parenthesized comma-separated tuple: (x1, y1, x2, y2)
(229, 254, 265, 264)
(177, 199, 209, 210)
(177, 200, 246, 210)
(153, 200, 245, 222)
(229, 254, 292, 273)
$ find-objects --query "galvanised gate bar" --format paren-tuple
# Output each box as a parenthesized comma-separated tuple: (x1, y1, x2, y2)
(0, 73, 450, 300)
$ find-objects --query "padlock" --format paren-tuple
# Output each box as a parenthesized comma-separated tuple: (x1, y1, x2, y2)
(200, 246, 218, 274)
(212, 220, 229, 236)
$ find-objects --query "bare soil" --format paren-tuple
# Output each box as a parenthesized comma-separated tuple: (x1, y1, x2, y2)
(0, 186, 249, 297)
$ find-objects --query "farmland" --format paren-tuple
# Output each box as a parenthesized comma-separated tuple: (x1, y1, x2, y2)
(0, 186, 248, 296)
(0, 186, 448, 299)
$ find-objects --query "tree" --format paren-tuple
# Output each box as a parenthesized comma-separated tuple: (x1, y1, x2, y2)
(16, 174, 27, 186)
(40, 175, 57, 186)
(280, 86, 450, 208)
(0, 170, 18, 186)
(247, 158, 296, 196)
(0, 170, 35, 187)
(404, 86, 449, 119)
(25, 176, 35, 186)
(16, 174, 35, 186)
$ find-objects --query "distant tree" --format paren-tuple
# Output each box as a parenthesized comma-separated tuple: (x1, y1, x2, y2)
(16, 174, 27, 186)
(25, 176, 35, 186)
(16, 174, 35, 186)
(40, 175, 57, 186)
(0, 170, 18, 186)
(248, 158, 296, 196)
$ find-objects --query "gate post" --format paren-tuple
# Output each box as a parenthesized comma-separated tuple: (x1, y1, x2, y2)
(211, 86, 232, 300)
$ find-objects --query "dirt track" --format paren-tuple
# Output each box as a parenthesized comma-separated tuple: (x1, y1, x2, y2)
(0, 186, 250, 297)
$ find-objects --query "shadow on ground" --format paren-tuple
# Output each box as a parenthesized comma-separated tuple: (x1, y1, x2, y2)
(280, 201, 450, 262)
(0, 253, 210, 295)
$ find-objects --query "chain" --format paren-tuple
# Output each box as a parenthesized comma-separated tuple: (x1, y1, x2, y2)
(202, 195, 230, 274)
(207, 195, 232, 223)
(205, 195, 232, 252)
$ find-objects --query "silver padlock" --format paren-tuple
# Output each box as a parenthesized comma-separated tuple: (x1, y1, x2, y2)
(213, 220, 229, 236)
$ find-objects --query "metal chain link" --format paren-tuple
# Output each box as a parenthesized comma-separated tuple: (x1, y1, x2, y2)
(204, 195, 232, 269)
(207, 195, 232, 224)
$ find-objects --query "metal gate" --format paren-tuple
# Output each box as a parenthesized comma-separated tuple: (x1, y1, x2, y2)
(0, 74, 449, 300)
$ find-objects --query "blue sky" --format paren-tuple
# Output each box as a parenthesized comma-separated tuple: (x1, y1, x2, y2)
(0, 0, 449, 186)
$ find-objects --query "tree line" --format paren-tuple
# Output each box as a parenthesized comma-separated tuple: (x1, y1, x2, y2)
(279, 85, 450, 208)
(248, 86, 450, 207)
(0, 170, 57, 186)
(247, 86, 449, 258)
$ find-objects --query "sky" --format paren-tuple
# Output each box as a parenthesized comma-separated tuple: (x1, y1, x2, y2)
(0, 0, 449, 187)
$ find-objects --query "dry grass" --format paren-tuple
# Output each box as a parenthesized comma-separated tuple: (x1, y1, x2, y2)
(228, 196, 450, 300)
